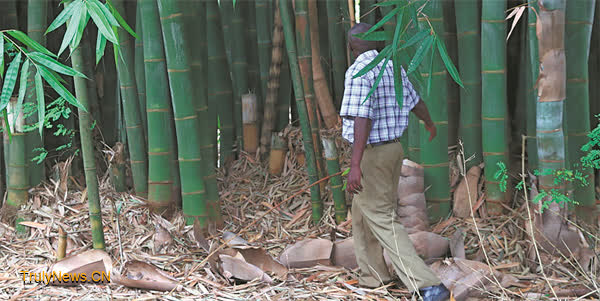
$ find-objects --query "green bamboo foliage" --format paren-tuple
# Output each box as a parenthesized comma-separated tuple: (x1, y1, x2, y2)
(536, 0, 567, 213)
(481, 0, 508, 215)
(139, 0, 176, 213)
(325, 0, 347, 107)
(418, 0, 450, 221)
(565, 0, 596, 224)
(113, 0, 148, 198)
(280, 0, 322, 224)
(221, 0, 247, 152)
(156, 0, 208, 226)
(135, 5, 148, 136)
(70, 31, 106, 250)
(455, 0, 482, 168)
(256, 0, 272, 104)
(322, 137, 346, 224)
(527, 2, 539, 170)
(185, 0, 222, 226)
(25, 0, 47, 186)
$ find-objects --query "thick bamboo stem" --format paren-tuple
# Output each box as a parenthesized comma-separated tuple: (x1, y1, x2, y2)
(113, 0, 148, 198)
(157, 0, 208, 226)
(325, 0, 347, 107)
(260, 2, 283, 151)
(135, 5, 148, 138)
(527, 2, 539, 170)
(308, 0, 339, 129)
(481, 0, 509, 215)
(256, 0, 272, 111)
(281, 0, 322, 224)
(322, 137, 346, 224)
(139, 0, 178, 214)
(3, 99, 29, 221)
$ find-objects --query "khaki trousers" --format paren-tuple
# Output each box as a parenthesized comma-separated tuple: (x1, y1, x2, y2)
(352, 142, 441, 292)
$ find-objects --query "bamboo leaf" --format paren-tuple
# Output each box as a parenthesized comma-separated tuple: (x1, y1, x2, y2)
(106, 0, 138, 39)
(37, 65, 85, 111)
(86, 0, 118, 43)
(46, 0, 80, 33)
(58, 2, 84, 56)
(14, 59, 30, 125)
(352, 45, 391, 78)
(506, 6, 525, 41)
(363, 6, 401, 36)
(35, 71, 45, 136)
(374, 0, 403, 7)
(29, 52, 87, 78)
(0, 33, 4, 78)
(71, 11, 90, 49)
(6, 30, 56, 57)
(96, 32, 107, 64)
(407, 35, 433, 74)
(0, 52, 22, 112)
(362, 55, 391, 104)
(93, 0, 119, 26)
(398, 29, 430, 50)
(354, 31, 393, 41)
(436, 38, 463, 87)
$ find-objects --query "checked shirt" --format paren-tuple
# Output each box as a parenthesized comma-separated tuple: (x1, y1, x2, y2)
(340, 50, 420, 144)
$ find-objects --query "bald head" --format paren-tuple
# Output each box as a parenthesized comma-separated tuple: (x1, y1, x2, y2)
(348, 23, 380, 58)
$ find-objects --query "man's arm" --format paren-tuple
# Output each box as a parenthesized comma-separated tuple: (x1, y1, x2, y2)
(411, 99, 437, 141)
(347, 117, 372, 194)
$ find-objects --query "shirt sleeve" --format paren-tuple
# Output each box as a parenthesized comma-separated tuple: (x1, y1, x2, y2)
(401, 67, 420, 111)
(339, 69, 374, 119)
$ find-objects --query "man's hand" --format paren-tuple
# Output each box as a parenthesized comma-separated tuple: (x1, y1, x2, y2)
(347, 165, 363, 194)
(425, 122, 437, 141)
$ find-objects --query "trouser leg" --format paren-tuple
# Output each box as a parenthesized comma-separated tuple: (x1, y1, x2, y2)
(352, 196, 392, 287)
(356, 142, 441, 292)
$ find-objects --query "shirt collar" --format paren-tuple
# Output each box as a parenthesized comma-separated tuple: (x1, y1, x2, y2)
(356, 49, 379, 61)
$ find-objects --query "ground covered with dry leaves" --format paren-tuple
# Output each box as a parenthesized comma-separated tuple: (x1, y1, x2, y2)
(0, 128, 599, 300)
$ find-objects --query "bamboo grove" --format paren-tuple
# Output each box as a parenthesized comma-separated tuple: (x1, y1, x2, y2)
(0, 0, 600, 247)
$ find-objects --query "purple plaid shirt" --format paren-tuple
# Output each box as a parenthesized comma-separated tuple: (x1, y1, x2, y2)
(340, 50, 420, 144)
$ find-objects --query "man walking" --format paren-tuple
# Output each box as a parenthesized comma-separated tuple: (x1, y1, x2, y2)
(341, 23, 450, 301)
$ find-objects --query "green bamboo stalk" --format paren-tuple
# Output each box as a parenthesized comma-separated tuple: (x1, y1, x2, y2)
(277, 50, 292, 131)
(408, 115, 421, 163)
(536, 0, 567, 212)
(360, 0, 377, 24)
(481, 0, 508, 215)
(455, 0, 482, 168)
(185, 0, 222, 226)
(221, 0, 247, 152)
(565, 0, 596, 224)
(208, 0, 235, 167)
(590, 1, 600, 131)
(157, 0, 208, 226)
(322, 137, 346, 224)
(113, 0, 148, 198)
(443, 0, 459, 148)
(256, 0, 272, 107)
(135, 5, 148, 138)
(419, 0, 450, 221)
(0, 0, 18, 29)
(139, 0, 177, 213)
(280, 0, 322, 224)
(100, 44, 118, 147)
(527, 2, 539, 170)
(295, 0, 326, 213)
(4, 99, 29, 220)
(326, 0, 347, 107)
(317, 0, 331, 87)
(25, 0, 47, 186)
(246, 0, 262, 111)
(70, 29, 105, 250)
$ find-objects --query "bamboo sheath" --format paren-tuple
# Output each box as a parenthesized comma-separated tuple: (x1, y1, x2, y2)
(242, 93, 259, 154)
(280, 0, 323, 224)
(157, 0, 208, 226)
(269, 132, 287, 175)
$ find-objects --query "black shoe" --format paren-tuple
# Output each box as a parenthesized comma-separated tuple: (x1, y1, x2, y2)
(418, 283, 450, 301)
